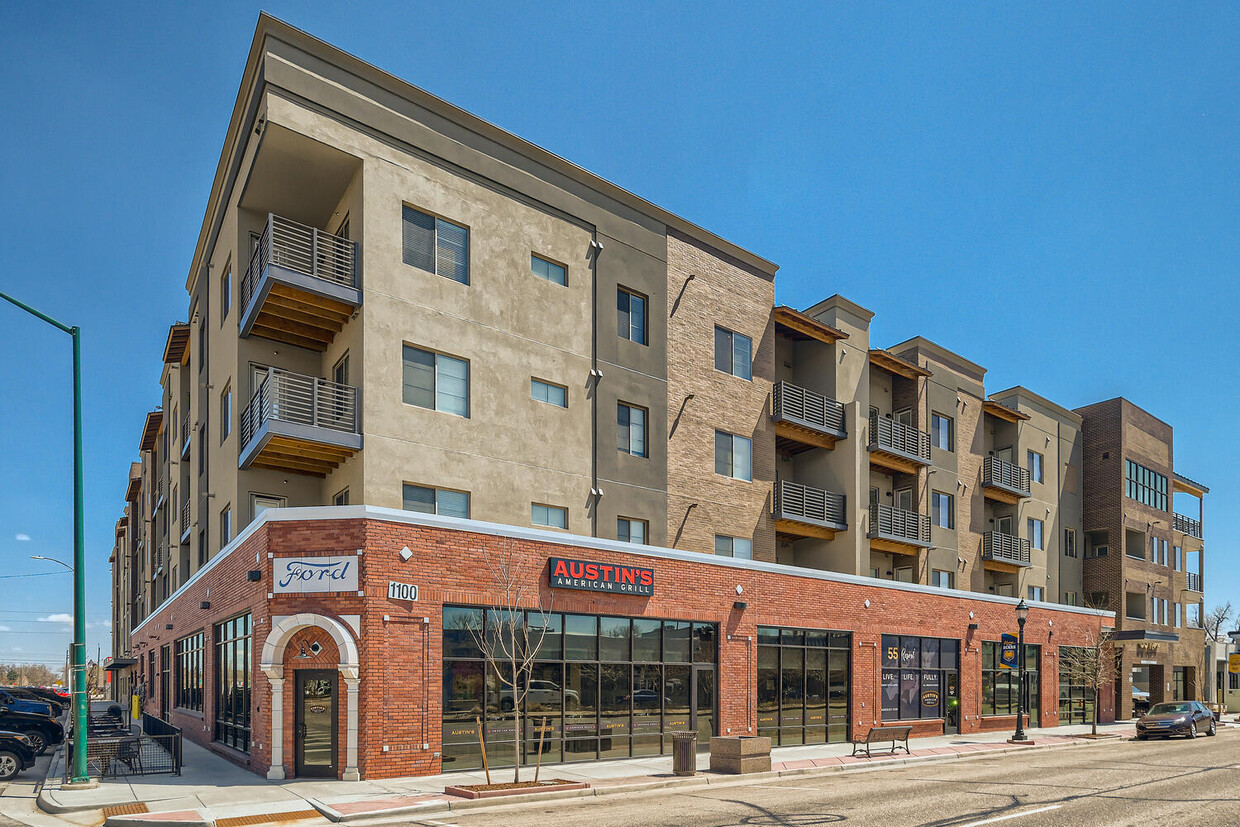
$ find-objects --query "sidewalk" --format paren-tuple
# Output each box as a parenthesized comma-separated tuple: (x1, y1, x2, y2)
(26, 721, 1151, 826)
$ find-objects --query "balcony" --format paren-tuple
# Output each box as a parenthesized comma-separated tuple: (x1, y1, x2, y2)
(774, 479, 847, 540)
(239, 214, 361, 351)
(239, 368, 362, 477)
(180, 498, 191, 543)
(773, 382, 846, 453)
(1187, 572, 1202, 592)
(982, 456, 1031, 503)
(868, 412, 931, 474)
(180, 412, 190, 459)
(982, 531, 1032, 570)
(867, 503, 931, 553)
(1173, 513, 1203, 539)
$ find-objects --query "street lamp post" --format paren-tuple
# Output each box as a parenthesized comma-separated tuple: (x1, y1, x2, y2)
(1014, 599, 1030, 742)
(2, 292, 89, 784)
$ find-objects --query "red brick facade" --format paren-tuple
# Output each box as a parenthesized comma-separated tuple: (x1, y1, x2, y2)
(130, 512, 1115, 780)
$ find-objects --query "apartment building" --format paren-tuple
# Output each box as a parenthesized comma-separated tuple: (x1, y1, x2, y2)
(101, 15, 1199, 781)
(1076, 398, 1208, 718)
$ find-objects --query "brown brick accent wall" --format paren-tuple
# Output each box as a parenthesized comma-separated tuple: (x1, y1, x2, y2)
(665, 229, 776, 561)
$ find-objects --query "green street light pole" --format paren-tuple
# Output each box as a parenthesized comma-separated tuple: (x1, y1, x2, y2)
(1, 291, 88, 784)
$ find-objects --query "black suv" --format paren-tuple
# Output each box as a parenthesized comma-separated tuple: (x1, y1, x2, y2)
(0, 732, 37, 781)
(7, 688, 62, 717)
(0, 706, 64, 755)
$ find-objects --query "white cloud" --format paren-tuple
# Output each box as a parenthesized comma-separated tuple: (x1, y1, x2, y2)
(0, 625, 10, 632)
(89, 620, 113, 630)
(15, 533, 30, 541)
(38, 613, 73, 624)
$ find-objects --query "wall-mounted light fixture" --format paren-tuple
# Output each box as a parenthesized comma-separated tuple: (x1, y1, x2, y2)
(200, 601, 210, 610)
(246, 570, 262, 582)
(733, 601, 748, 610)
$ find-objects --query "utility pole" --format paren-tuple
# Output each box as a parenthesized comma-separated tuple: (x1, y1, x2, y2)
(1, 291, 89, 784)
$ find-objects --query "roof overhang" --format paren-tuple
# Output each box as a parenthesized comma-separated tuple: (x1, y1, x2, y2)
(163, 323, 190, 364)
(869, 349, 931, 379)
(773, 306, 848, 344)
(1173, 473, 1209, 497)
(983, 400, 1030, 423)
(139, 410, 163, 452)
(125, 476, 142, 502)
(104, 658, 139, 671)
(1113, 630, 1180, 642)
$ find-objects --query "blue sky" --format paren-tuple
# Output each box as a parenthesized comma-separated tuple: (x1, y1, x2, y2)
(1, 2, 1237, 669)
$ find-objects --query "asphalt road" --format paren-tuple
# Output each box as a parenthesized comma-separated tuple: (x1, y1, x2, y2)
(413, 732, 1240, 827)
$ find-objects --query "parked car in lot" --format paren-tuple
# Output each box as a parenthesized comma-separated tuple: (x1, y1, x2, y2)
(22, 687, 69, 708)
(0, 706, 65, 755)
(0, 690, 52, 718)
(1135, 701, 1216, 740)
(8, 688, 62, 717)
(0, 732, 38, 781)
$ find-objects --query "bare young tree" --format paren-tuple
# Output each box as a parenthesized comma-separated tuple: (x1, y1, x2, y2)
(1059, 626, 1117, 736)
(1203, 602, 1233, 644)
(465, 543, 553, 784)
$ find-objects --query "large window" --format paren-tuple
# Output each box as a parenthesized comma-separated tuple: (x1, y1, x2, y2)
(1058, 646, 1097, 725)
(617, 403, 648, 457)
(402, 345, 469, 417)
(714, 327, 752, 380)
(757, 627, 851, 746)
(714, 535, 752, 559)
(442, 607, 716, 770)
(403, 484, 470, 519)
(402, 205, 469, 284)
(617, 287, 647, 345)
(981, 642, 1039, 719)
(880, 636, 960, 722)
(932, 491, 954, 529)
(715, 431, 753, 481)
(175, 632, 204, 712)
(931, 413, 953, 451)
(1125, 459, 1168, 511)
(214, 614, 251, 752)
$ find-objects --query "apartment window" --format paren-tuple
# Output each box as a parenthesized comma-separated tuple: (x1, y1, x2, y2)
(332, 488, 349, 507)
(714, 431, 753, 481)
(1174, 545, 1183, 571)
(1125, 459, 1168, 511)
(932, 570, 954, 589)
(198, 307, 207, 372)
(1126, 530, 1146, 560)
(1189, 603, 1204, 629)
(531, 503, 568, 529)
(617, 287, 647, 345)
(931, 413, 953, 451)
(531, 254, 566, 286)
(1158, 598, 1169, 625)
(220, 267, 232, 322)
(714, 327, 752, 380)
(402, 345, 469, 417)
(402, 484, 469, 519)
(219, 506, 231, 550)
(1028, 586, 1044, 602)
(213, 614, 251, 752)
(1125, 592, 1146, 621)
(617, 403, 648, 457)
(220, 384, 232, 443)
(250, 493, 285, 522)
(1063, 591, 1078, 606)
(714, 535, 753, 560)
(617, 518, 647, 544)
(1027, 450, 1044, 484)
(402, 205, 469, 284)
(1086, 544, 1108, 559)
(531, 378, 567, 408)
(932, 491, 954, 529)
(197, 424, 206, 471)
(1088, 592, 1110, 611)
(1027, 518, 1044, 550)
(1174, 602, 1182, 627)
(174, 631, 204, 712)
(1064, 528, 1077, 558)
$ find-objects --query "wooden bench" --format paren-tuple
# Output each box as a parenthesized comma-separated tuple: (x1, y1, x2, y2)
(851, 725, 913, 758)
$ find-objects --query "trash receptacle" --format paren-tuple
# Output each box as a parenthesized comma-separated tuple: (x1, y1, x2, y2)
(671, 731, 697, 776)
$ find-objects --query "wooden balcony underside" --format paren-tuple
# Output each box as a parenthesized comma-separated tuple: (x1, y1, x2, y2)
(869, 538, 924, 557)
(982, 557, 1025, 573)
(982, 485, 1026, 505)
(869, 449, 925, 475)
(247, 434, 356, 477)
(248, 283, 355, 351)
(775, 517, 840, 541)
(775, 420, 840, 453)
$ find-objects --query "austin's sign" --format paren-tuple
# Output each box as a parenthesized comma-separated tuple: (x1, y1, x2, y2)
(273, 555, 359, 594)
(548, 556, 654, 595)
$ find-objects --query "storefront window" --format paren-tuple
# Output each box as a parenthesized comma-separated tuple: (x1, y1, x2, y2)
(881, 635, 959, 722)
(213, 613, 251, 752)
(442, 607, 716, 770)
(175, 631, 204, 712)
(1057, 646, 1096, 725)
(757, 626, 851, 745)
(981, 642, 1040, 722)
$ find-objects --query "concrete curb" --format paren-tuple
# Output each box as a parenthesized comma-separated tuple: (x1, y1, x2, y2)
(105, 812, 211, 827)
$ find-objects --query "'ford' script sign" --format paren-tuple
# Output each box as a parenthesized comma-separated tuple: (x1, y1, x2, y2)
(273, 555, 359, 594)
(548, 556, 654, 596)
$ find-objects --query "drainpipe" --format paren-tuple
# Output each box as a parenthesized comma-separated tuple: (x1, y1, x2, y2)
(590, 231, 601, 538)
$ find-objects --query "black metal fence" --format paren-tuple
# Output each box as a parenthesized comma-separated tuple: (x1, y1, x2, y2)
(66, 714, 182, 778)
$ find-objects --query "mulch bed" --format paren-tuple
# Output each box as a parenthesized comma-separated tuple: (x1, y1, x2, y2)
(444, 779, 589, 799)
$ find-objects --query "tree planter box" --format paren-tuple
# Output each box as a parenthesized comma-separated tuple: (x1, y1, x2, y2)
(709, 736, 772, 774)
(444, 780, 589, 799)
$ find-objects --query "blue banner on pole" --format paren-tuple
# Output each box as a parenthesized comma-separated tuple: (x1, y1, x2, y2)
(1000, 633, 1019, 669)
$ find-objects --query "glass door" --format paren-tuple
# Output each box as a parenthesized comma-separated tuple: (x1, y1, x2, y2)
(691, 666, 715, 750)
(295, 670, 338, 778)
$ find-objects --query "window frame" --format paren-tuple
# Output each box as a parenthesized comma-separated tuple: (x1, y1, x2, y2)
(402, 483, 470, 519)
(219, 505, 231, 550)
(220, 266, 232, 325)
(1027, 450, 1044, 484)
(617, 402, 649, 458)
(617, 286, 648, 346)
(531, 253, 567, 286)
(1063, 528, 1077, 558)
(617, 517, 648, 544)
(402, 344, 470, 418)
(714, 535, 753, 559)
(1027, 517, 1044, 550)
(532, 502, 569, 530)
(713, 326, 753, 381)
(401, 204, 470, 285)
(931, 491, 954, 529)
(174, 631, 204, 713)
(220, 383, 232, 443)
(931, 412, 953, 452)
(531, 378, 568, 408)
(250, 492, 286, 523)
(714, 430, 753, 481)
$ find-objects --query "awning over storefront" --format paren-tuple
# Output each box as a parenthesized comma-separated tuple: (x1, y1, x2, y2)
(104, 658, 138, 671)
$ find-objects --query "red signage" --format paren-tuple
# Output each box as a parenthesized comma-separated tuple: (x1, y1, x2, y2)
(548, 557, 654, 595)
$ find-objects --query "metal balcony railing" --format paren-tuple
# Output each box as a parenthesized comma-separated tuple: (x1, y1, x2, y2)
(983, 531, 1032, 567)
(773, 381, 846, 438)
(982, 455, 1031, 497)
(240, 368, 359, 451)
(241, 214, 358, 317)
(868, 412, 931, 463)
(180, 499, 191, 538)
(1173, 513, 1203, 539)
(180, 412, 190, 457)
(868, 503, 931, 546)
(156, 474, 167, 507)
(775, 479, 847, 530)
(1187, 572, 1202, 592)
